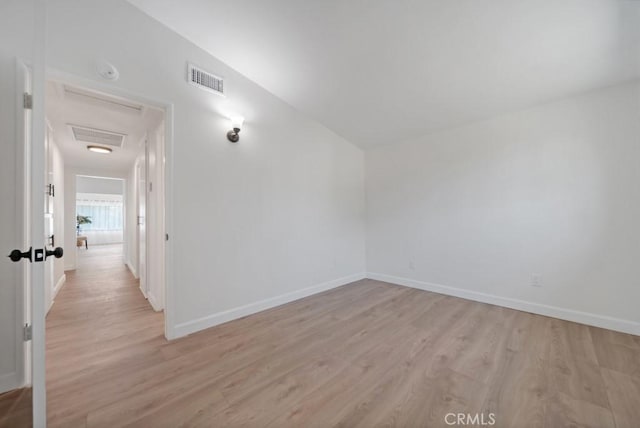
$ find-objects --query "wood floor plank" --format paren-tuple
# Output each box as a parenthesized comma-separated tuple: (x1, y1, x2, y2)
(548, 319, 611, 409)
(601, 368, 640, 428)
(544, 392, 615, 428)
(590, 326, 640, 380)
(480, 314, 552, 428)
(0, 388, 31, 428)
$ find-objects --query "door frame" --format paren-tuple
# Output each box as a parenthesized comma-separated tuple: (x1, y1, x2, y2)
(43, 68, 176, 342)
(136, 153, 148, 298)
(11, 59, 31, 396)
(31, 1, 47, 423)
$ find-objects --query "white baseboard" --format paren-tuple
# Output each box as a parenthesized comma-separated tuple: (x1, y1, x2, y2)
(47, 274, 67, 313)
(367, 272, 640, 336)
(52, 274, 66, 300)
(126, 261, 138, 279)
(172, 272, 366, 339)
(147, 291, 163, 312)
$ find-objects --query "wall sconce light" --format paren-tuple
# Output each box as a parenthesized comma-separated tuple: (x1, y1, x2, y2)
(227, 116, 244, 143)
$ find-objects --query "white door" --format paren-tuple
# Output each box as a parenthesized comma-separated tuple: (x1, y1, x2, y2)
(10, 59, 51, 428)
(0, 62, 31, 398)
(1, 2, 48, 426)
(138, 154, 147, 296)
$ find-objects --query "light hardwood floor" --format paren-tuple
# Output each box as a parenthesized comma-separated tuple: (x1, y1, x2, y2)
(0, 387, 31, 427)
(3, 243, 640, 427)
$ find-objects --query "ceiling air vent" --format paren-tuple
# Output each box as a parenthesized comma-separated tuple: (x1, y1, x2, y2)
(70, 125, 126, 148)
(187, 63, 224, 96)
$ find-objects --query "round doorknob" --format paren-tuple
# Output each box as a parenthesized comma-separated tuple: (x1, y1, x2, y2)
(45, 247, 64, 260)
(8, 248, 32, 263)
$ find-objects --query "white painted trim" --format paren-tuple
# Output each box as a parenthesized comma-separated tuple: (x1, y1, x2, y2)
(9, 58, 30, 396)
(126, 260, 138, 279)
(139, 284, 148, 299)
(172, 273, 366, 339)
(47, 274, 67, 313)
(163, 103, 176, 340)
(147, 291, 162, 312)
(31, 2, 47, 422)
(367, 272, 640, 336)
(52, 274, 66, 301)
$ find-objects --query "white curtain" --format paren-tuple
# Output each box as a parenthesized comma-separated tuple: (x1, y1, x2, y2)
(76, 193, 123, 245)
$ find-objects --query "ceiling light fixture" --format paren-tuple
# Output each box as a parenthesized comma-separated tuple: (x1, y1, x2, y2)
(226, 116, 244, 143)
(87, 145, 113, 154)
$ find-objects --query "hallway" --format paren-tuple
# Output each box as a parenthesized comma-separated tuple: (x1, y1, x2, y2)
(46, 244, 163, 426)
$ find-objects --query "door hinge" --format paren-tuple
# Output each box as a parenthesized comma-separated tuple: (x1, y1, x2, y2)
(23, 92, 33, 110)
(165, 233, 169, 241)
(46, 183, 55, 197)
(149, 182, 153, 192)
(23, 324, 32, 341)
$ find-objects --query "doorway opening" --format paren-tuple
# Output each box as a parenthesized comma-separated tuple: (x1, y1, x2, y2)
(44, 78, 167, 311)
(74, 175, 126, 269)
(3, 59, 173, 425)
(43, 77, 168, 344)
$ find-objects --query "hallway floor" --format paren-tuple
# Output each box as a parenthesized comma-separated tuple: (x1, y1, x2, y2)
(47, 244, 163, 426)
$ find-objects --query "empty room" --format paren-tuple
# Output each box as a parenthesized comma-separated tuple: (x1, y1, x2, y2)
(0, 0, 639, 427)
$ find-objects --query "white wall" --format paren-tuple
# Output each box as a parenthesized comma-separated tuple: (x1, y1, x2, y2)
(63, 169, 76, 271)
(50, 136, 65, 305)
(43, 126, 66, 313)
(366, 81, 640, 334)
(76, 176, 123, 195)
(48, 0, 366, 337)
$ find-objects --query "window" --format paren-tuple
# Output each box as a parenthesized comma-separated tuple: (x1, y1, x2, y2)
(76, 193, 124, 244)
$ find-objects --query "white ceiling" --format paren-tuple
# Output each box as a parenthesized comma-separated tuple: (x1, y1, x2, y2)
(46, 81, 163, 173)
(128, 0, 640, 149)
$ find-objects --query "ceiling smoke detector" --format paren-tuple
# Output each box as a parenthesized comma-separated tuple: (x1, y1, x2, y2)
(96, 59, 120, 81)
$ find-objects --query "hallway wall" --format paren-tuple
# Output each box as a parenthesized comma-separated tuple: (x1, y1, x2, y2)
(46, 126, 66, 311)
(48, 0, 366, 338)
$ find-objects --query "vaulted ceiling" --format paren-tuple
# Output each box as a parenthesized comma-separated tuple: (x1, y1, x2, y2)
(128, 0, 640, 149)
